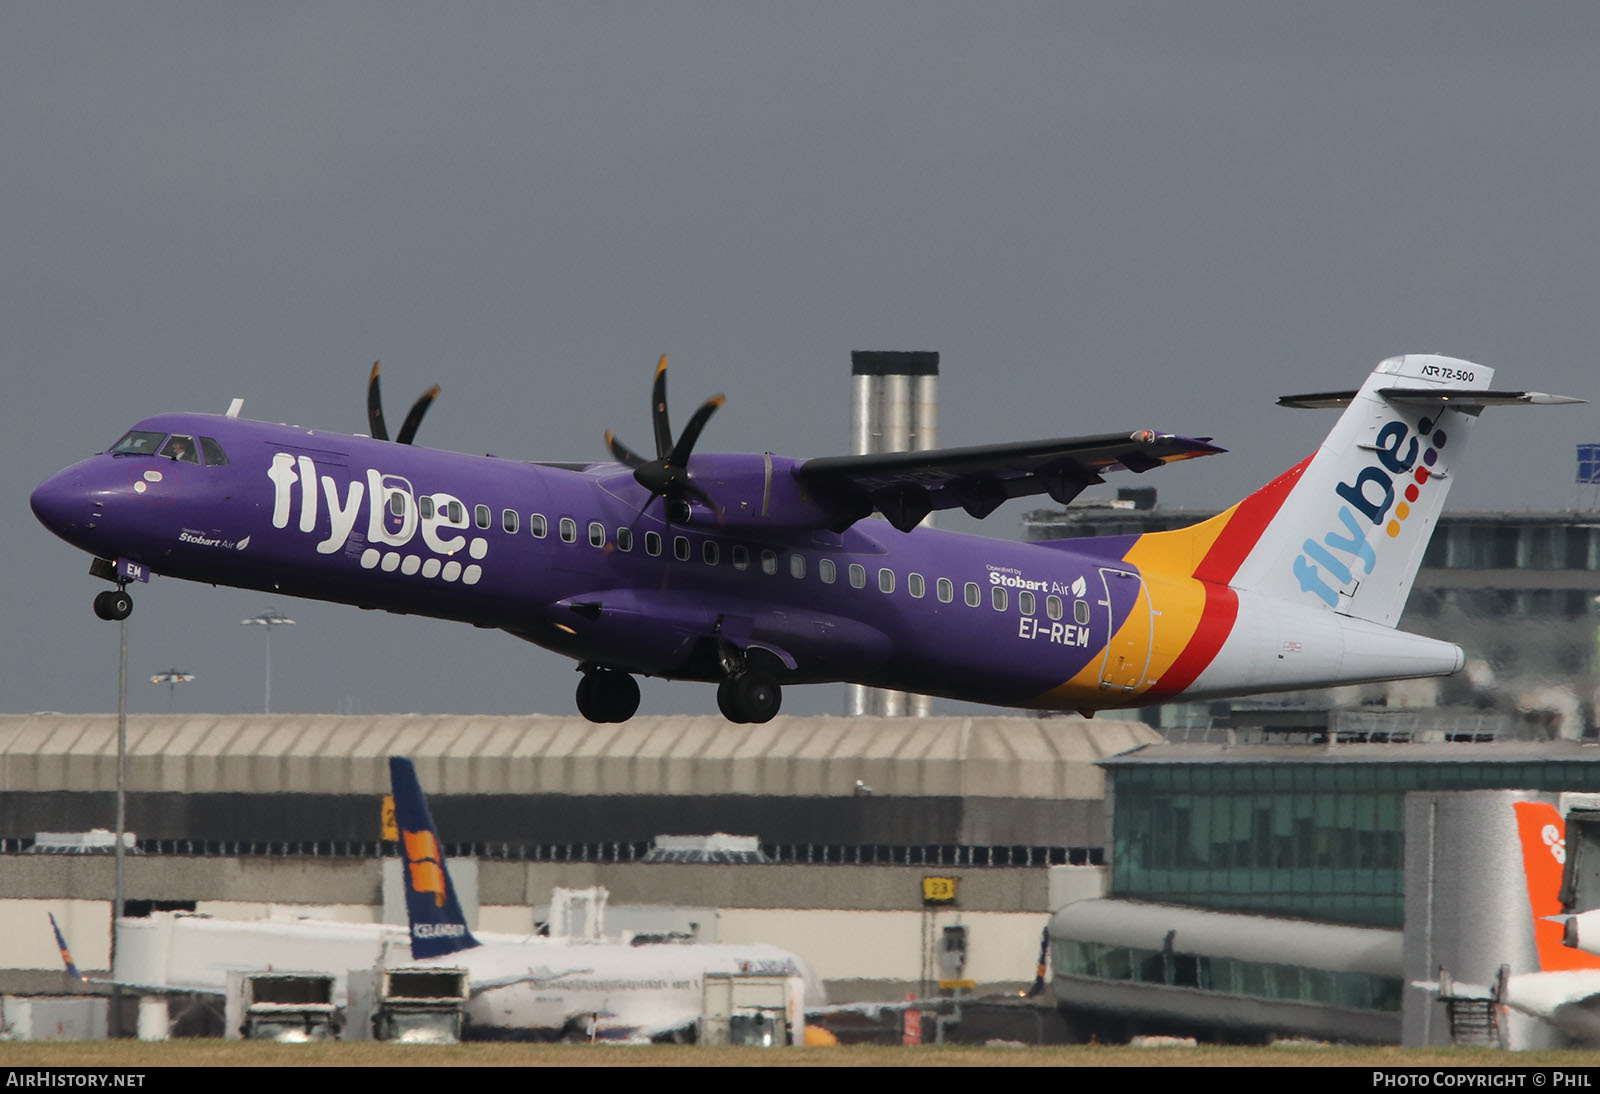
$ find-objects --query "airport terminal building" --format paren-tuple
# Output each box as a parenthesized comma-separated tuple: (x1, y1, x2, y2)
(1048, 742, 1600, 1045)
(0, 712, 1140, 1021)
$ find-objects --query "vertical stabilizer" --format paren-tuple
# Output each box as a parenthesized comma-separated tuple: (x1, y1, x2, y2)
(48, 913, 84, 981)
(1513, 801, 1600, 973)
(389, 756, 480, 960)
(1224, 354, 1492, 626)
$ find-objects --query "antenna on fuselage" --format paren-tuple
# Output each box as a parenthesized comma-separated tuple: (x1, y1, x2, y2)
(225, 398, 244, 418)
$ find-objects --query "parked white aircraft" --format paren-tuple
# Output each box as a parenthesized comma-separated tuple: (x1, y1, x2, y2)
(53, 757, 824, 1042)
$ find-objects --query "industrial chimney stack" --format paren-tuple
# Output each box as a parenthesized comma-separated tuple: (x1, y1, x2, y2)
(847, 351, 938, 718)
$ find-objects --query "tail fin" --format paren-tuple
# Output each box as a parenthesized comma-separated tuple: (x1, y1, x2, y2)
(1026, 925, 1049, 997)
(1513, 801, 1600, 973)
(48, 913, 83, 981)
(1141, 355, 1578, 627)
(388, 756, 480, 960)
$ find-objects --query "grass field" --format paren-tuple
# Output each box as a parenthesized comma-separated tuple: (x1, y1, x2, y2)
(1, 1042, 1595, 1068)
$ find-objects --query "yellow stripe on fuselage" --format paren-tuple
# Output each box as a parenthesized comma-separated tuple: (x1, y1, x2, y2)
(1034, 502, 1242, 708)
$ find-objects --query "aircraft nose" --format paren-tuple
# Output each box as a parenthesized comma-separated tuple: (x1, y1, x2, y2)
(31, 465, 94, 542)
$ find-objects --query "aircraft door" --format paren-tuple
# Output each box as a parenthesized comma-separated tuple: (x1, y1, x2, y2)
(1097, 567, 1153, 693)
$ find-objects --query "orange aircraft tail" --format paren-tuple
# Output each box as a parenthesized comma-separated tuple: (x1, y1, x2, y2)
(1513, 800, 1600, 972)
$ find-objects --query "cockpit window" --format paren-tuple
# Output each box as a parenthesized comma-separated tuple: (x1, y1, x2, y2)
(109, 430, 166, 456)
(199, 437, 229, 466)
(159, 435, 200, 464)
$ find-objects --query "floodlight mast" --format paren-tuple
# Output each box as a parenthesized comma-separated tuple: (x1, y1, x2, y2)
(240, 609, 294, 714)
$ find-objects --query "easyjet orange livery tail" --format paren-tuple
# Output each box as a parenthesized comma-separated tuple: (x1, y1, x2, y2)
(1513, 801, 1600, 973)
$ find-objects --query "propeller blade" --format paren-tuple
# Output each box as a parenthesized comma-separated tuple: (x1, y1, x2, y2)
(608, 355, 727, 526)
(681, 479, 724, 523)
(395, 385, 440, 446)
(606, 430, 647, 469)
(651, 354, 673, 460)
(367, 361, 389, 441)
(670, 394, 725, 467)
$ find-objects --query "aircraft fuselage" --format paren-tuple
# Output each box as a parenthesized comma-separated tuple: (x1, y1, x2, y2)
(30, 401, 1462, 716)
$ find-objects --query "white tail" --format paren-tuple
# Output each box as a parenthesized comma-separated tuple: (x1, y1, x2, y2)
(1228, 354, 1488, 627)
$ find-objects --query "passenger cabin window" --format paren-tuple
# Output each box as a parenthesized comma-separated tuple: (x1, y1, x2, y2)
(645, 531, 662, 557)
(529, 513, 548, 538)
(674, 536, 691, 562)
(616, 527, 633, 552)
(419, 497, 435, 520)
(732, 545, 750, 571)
(1019, 591, 1035, 616)
(992, 586, 1008, 611)
(445, 500, 463, 524)
(389, 493, 406, 517)
(1074, 600, 1091, 625)
(760, 549, 777, 576)
(703, 541, 719, 565)
(964, 582, 981, 607)
(849, 563, 867, 589)
(199, 437, 229, 466)
(474, 505, 491, 530)
(878, 568, 895, 594)
(819, 559, 837, 584)
(790, 554, 806, 579)
(159, 435, 200, 464)
(1047, 595, 1063, 620)
(109, 430, 165, 456)
(590, 522, 606, 548)
(559, 517, 577, 544)
(937, 578, 954, 603)
(503, 509, 519, 534)
(908, 573, 925, 599)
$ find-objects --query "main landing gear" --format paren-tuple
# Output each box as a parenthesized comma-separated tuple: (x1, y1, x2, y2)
(92, 587, 132, 621)
(575, 666, 641, 724)
(716, 670, 782, 724)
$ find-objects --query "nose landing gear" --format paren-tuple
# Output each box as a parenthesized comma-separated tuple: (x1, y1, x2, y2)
(93, 587, 132, 621)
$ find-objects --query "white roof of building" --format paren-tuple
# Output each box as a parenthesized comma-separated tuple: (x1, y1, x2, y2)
(0, 713, 1158, 798)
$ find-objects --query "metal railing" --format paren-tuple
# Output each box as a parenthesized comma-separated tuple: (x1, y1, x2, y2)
(0, 836, 1100, 867)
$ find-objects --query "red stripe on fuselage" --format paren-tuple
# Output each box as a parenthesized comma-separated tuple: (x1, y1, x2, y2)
(1148, 580, 1239, 698)
(1193, 456, 1312, 585)
(1147, 455, 1312, 697)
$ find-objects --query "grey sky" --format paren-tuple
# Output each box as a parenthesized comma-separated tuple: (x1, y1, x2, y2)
(6, 5, 1597, 719)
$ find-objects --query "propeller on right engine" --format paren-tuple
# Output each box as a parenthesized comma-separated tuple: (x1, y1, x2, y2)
(605, 355, 724, 523)
(367, 361, 440, 445)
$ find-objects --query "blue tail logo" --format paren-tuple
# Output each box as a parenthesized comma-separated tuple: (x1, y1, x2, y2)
(389, 757, 480, 959)
(48, 913, 83, 981)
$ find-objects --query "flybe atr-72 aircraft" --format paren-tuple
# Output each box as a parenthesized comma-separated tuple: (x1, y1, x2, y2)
(30, 353, 1578, 723)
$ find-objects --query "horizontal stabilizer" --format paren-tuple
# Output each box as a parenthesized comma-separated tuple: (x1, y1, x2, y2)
(1280, 388, 1584, 409)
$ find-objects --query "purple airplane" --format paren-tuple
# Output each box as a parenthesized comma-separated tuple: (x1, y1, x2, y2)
(30, 354, 1578, 723)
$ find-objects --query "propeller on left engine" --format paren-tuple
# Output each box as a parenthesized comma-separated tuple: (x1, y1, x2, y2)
(605, 355, 725, 524)
(366, 361, 440, 445)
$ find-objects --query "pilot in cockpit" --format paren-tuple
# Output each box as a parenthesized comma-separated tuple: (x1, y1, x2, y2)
(159, 436, 199, 464)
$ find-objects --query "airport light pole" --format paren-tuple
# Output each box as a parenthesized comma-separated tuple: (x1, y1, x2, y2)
(149, 668, 195, 711)
(111, 614, 128, 1038)
(241, 609, 294, 714)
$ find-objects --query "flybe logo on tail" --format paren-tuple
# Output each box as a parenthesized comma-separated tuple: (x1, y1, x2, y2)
(402, 828, 448, 908)
(1293, 414, 1448, 607)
